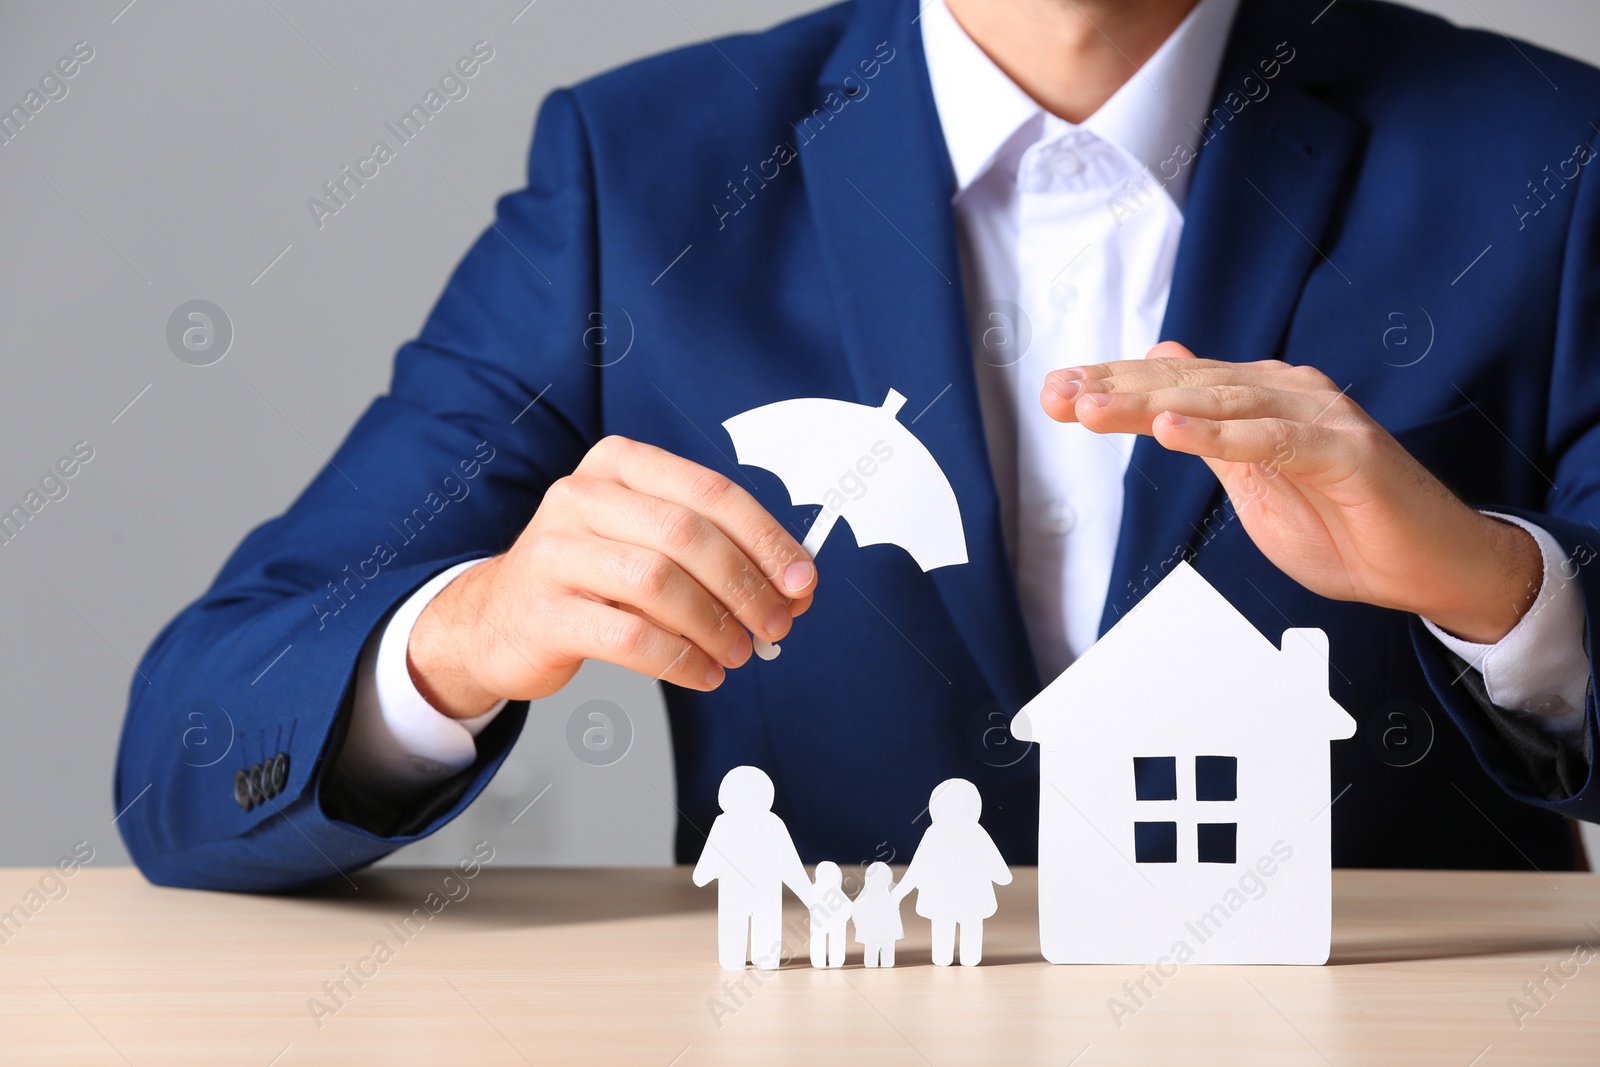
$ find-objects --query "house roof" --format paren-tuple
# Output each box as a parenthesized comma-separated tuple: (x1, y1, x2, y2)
(1010, 561, 1357, 745)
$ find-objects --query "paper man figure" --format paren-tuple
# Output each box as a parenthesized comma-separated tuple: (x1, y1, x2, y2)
(808, 861, 849, 968)
(692, 766, 815, 970)
(850, 861, 904, 968)
(893, 778, 1013, 966)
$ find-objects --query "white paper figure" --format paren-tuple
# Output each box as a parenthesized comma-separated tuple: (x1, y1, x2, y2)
(692, 766, 815, 970)
(1009, 561, 1357, 965)
(893, 778, 1012, 966)
(807, 861, 849, 968)
(850, 861, 903, 968)
(722, 388, 968, 658)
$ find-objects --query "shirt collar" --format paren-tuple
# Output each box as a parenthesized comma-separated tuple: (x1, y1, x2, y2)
(920, 0, 1241, 207)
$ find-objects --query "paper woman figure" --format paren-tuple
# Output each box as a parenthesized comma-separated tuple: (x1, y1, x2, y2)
(893, 778, 1012, 966)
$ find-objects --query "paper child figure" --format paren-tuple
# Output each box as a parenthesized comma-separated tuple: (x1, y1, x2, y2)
(850, 861, 904, 968)
(893, 778, 1012, 966)
(808, 861, 849, 968)
(692, 766, 815, 970)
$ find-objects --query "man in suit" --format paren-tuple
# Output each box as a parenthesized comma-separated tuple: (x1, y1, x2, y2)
(116, 0, 1600, 891)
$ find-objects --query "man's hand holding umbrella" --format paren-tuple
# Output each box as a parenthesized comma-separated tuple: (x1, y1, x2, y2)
(405, 435, 819, 716)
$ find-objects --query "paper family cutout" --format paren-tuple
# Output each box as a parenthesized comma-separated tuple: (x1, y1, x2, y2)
(693, 768, 1010, 969)
(722, 388, 968, 659)
(694, 563, 1354, 968)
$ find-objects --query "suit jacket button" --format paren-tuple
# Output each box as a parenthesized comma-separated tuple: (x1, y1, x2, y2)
(269, 752, 289, 796)
(248, 763, 266, 805)
(234, 769, 253, 811)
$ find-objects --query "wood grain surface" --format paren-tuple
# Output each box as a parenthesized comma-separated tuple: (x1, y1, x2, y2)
(0, 866, 1596, 1065)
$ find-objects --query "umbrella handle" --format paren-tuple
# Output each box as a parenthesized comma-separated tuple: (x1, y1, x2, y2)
(752, 509, 838, 660)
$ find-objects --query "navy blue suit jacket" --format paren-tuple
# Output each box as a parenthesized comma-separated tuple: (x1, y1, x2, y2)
(117, 0, 1600, 890)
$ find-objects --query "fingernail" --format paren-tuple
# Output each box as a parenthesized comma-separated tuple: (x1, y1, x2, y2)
(1080, 391, 1112, 409)
(765, 604, 792, 640)
(1055, 366, 1088, 381)
(1048, 378, 1083, 402)
(1164, 411, 1188, 425)
(705, 663, 725, 689)
(783, 559, 814, 594)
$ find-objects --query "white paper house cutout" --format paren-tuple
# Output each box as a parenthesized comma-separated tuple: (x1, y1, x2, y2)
(1011, 561, 1356, 965)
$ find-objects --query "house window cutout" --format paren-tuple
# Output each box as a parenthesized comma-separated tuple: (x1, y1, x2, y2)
(1195, 756, 1237, 801)
(1134, 821, 1178, 863)
(1133, 757, 1177, 801)
(1197, 822, 1238, 864)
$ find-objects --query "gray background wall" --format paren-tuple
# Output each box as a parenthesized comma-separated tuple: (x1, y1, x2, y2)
(2, 0, 1597, 870)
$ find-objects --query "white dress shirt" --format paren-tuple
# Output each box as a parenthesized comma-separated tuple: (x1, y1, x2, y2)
(334, 559, 507, 796)
(334, 0, 1590, 798)
(925, 0, 1235, 677)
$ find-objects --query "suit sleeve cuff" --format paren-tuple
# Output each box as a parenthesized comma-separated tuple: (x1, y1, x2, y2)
(334, 558, 507, 798)
(1422, 512, 1589, 735)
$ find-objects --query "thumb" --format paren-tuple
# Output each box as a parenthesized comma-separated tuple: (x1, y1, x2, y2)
(1147, 339, 1199, 363)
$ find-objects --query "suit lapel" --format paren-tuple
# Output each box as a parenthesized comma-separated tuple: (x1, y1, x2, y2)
(1101, 8, 1365, 632)
(799, 0, 1041, 711)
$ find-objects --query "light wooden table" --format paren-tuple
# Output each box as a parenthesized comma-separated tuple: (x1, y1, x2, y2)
(1, 866, 1596, 1065)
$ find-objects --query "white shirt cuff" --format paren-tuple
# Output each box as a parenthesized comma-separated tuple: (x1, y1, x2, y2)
(335, 559, 508, 798)
(1422, 513, 1589, 736)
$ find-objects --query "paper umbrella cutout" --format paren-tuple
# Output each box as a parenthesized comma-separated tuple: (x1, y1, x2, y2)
(722, 388, 968, 658)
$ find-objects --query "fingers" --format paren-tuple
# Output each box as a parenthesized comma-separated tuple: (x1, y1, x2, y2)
(1054, 383, 1343, 436)
(556, 597, 727, 692)
(556, 533, 755, 670)
(1149, 412, 1346, 477)
(556, 475, 801, 645)
(462, 437, 825, 702)
(1061, 341, 1310, 395)
(504, 436, 827, 694)
(1033, 345, 1371, 490)
(1043, 343, 1344, 422)
(1040, 345, 1353, 440)
(578, 437, 817, 603)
